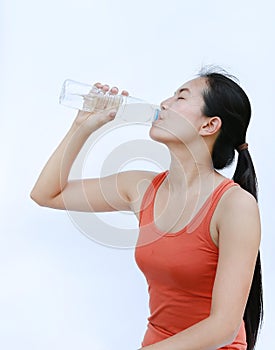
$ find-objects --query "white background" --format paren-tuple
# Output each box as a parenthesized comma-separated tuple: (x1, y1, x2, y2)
(1, 0, 274, 349)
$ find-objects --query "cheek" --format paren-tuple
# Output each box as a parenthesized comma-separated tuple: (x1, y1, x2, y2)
(149, 103, 203, 144)
(149, 118, 199, 144)
(170, 109, 200, 137)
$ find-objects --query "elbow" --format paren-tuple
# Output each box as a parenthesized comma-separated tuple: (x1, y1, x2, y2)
(30, 190, 50, 207)
(221, 330, 238, 347)
(30, 191, 44, 206)
(30, 190, 63, 209)
(227, 323, 244, 345)
(214, 319, 243, 348)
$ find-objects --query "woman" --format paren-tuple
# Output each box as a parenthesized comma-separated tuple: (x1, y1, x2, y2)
(31, 68, 263, 350)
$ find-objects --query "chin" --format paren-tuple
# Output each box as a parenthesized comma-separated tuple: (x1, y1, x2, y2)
(149, 124, 171, 144)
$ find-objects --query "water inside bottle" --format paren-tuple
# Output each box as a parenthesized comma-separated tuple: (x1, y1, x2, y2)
(82, 89, 159, 123)
(82, 90, 123, 113)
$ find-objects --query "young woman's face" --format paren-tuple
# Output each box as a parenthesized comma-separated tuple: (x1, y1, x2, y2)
(150, 77, 208, 146)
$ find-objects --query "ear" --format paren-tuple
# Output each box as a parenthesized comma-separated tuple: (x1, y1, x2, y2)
(199, 116, 222, 136)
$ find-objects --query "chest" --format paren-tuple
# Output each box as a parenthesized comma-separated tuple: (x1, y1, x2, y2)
(135, 229, 219, 290)
(153, 189, 205, 233)
(139, 184, 219, 245)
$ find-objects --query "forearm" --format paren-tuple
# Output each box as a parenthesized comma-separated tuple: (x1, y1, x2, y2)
(30, 83, 125, 206)
(30, 121, 94, 204)
(141, 316, 238, 350)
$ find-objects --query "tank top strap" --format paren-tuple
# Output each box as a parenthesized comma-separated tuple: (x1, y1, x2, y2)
(207, 178, 239, 217)
(139, 170, 169, 226)
(188, 178, 239, 233)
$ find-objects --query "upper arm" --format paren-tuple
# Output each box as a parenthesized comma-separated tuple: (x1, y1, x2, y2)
(43, 170, 157, 212)
(210, 188, 261, 335)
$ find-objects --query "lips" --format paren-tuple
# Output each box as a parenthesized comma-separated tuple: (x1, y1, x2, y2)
(152, 118, 163, 126)
(158, 112, 164, 120)
(152, 111, 164, 124)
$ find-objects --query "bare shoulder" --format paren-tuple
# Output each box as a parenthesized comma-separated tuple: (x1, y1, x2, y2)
(218, 185, 259, 216)
(119, 169, 159, 180)
(119, 170, 159, 219)
(119, 169, 159, 200)
(215, 185, 261, 244)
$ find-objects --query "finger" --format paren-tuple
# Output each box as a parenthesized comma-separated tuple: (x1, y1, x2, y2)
(94, 82, 103, 88)
(101, 84, 110, 93)
(108, 109, 117, 118)
(109, 86, 119, 95)
(121, 90, 129, 96)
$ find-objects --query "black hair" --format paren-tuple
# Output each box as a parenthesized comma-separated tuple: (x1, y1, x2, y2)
(199, 67, 263, 350)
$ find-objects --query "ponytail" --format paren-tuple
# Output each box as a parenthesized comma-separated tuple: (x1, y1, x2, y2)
(233, 147, 263, 350)
(233, 146, 257, 200)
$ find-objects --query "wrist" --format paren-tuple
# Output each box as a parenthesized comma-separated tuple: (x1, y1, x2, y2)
(70, 119, 97, 138)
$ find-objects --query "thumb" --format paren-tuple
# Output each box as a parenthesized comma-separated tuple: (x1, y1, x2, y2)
(108, 109, 117, 119)
(96, 108, 117, 126)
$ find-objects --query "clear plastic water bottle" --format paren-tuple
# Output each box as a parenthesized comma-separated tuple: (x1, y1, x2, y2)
(59, 79, 160, 123)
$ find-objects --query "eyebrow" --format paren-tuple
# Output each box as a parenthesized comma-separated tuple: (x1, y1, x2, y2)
(174, 87, 191, 95)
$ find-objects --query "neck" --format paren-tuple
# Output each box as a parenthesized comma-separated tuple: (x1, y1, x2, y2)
(165, 142, 216, 192)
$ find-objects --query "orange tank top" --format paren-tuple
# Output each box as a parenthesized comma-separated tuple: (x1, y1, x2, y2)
(135, 171, 247, 349)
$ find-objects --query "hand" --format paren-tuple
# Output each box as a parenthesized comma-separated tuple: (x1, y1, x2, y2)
(73, 83, 129, 133)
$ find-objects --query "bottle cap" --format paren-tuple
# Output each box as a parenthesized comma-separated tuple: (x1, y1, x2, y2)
(153, 109, 160, 121)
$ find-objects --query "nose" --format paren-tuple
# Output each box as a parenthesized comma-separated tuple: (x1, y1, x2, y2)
(160, 100, 169, 110)
(160, 96, 173, 110)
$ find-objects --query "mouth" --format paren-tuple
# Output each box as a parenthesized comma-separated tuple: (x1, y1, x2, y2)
(151, 109, 165, 124)
(152, 118, 163, 127)
(157, 112, 164, 120)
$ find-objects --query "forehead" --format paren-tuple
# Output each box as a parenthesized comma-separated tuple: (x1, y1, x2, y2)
(176, 77, 206, 95)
